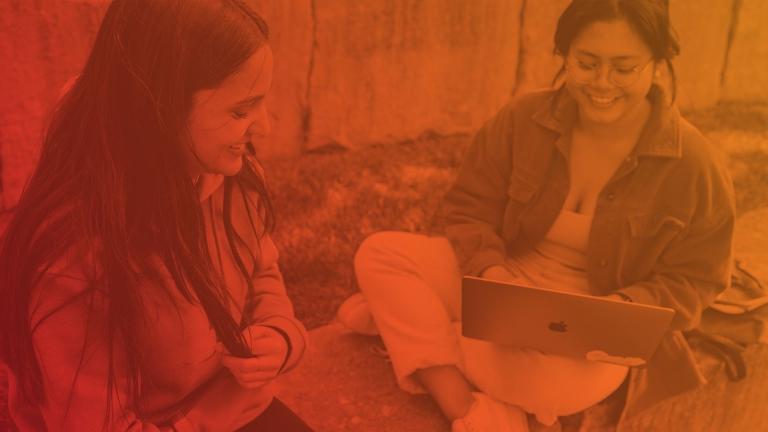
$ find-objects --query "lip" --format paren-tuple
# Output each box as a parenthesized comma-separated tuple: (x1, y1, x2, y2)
(585, 92, 622, 109)
(227, 144, 246, 156)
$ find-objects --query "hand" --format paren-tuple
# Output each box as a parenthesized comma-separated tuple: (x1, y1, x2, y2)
(481, 265, 522, 284)
(604, 293, 630, 302)
(221, 326, 288, 389)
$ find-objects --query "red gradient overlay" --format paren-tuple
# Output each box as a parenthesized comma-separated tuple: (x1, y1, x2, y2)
(1, 1, 767, 431)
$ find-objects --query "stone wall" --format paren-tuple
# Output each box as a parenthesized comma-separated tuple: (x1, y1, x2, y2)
(671, 0, 734, 109)
(1, 0, 766, 208)
(305, 0, 522, 151)
(1, 0, 109, 208)
(722, 0, 768, 101)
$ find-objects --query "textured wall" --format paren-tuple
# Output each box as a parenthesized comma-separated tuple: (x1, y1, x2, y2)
(722, 0, 768, 101)
(514, 0, 571, 95)
(252, 0, 314, 160)
(1, 0, 766, 208)
(305, 0, 522, 150)
(1, 0, 109, 208)
(671, 0, 734, 109)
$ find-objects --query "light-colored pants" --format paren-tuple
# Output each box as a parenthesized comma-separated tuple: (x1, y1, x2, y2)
(354, 231, 628, 425)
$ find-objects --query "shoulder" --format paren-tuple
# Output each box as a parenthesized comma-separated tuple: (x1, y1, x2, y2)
(672, 115, 735, 219)
(677, 117, 723, 165)
(491, 89, 559, 124)
(474, 89, 559, 147)
(676, 116, 732, 185)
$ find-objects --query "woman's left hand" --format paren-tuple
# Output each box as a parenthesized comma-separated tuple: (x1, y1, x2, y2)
(604, 293, 630, 302)
(221, 326, 288, 389)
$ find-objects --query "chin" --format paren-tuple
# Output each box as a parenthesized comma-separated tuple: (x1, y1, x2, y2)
(576, 94, 632, 125)
(208, 158, 244, 177)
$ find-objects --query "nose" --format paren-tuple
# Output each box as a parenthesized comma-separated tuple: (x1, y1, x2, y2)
(247, 104, 271, 138)
(593, 63, 614, 88)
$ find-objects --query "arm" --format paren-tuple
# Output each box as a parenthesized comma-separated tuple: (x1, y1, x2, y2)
(440, 102, 516, 277)
(30, 274, 177, 431)
(30, 273, 276, 432)
(615, 143, 736, 331)
(242, 233, 307, 374)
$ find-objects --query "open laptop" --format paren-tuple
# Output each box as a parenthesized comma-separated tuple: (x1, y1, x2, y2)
(461, 276, 675, 367)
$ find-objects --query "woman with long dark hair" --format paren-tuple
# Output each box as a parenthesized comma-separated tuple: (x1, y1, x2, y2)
(1, 1, 312, 430)
(342, 0, 735, 431)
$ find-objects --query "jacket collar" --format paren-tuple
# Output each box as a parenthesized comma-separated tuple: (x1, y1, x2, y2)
(531, 85, 682, 159)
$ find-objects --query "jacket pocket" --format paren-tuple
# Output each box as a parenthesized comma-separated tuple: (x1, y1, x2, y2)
(628, 213, 686, 238)
(618, 211, 687, 284)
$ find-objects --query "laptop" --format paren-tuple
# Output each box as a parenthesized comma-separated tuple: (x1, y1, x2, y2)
(461, 276, 675, 367)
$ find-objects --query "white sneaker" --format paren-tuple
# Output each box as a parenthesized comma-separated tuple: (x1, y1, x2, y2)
(336, 293, 379, 335)
(452, 392, 529, 432)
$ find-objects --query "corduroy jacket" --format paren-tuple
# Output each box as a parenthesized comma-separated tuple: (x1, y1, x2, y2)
(437, 86, 736, 422)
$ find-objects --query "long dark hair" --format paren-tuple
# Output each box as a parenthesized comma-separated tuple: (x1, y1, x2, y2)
(0, 0, 274, 421)
(552, 0, 681, 102)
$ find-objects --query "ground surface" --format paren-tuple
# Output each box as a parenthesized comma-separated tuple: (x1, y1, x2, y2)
(274, 207, 768, 431)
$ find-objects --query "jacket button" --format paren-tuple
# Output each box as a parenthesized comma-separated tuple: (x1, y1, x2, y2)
(600, 259, 607, 267)
(607, 193, 615, 200)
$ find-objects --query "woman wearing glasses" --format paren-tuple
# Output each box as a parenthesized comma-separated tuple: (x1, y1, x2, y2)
(344, 0, 735, 430)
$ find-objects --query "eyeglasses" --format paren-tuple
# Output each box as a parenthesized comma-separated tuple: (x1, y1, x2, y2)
(565, 56, 654, 88)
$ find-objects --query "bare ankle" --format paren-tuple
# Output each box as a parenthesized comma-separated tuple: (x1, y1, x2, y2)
(414, 365, 475, 421)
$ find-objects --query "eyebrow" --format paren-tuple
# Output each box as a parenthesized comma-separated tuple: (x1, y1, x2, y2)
(574, 50, 642, 61)
(233, 94, 266, 108)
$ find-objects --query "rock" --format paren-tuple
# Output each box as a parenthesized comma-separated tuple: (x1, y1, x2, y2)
(250, 0, 313, 159)
(0, 0, 109, 209)
(722, 0, 768, 101)
(670, 0, 733, 110)
(306, 1, 523, 151)
(732, 208, 768, 284)
(514, 0, 570, 95)
(0, 0, 312, 206)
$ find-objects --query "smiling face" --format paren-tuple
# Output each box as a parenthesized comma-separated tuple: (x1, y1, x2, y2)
(186, 45, 273, 177)
(564, 19, 657, 128)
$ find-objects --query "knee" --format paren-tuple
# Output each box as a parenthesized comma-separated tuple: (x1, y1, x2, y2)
(353, 231, 402, 276)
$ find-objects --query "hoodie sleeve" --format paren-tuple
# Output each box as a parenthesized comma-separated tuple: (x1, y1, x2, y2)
(242, 233, 308, 374)
(234, 158, 308, 373)
(24, 271, 277, 432)
(26, 272, 184, 431)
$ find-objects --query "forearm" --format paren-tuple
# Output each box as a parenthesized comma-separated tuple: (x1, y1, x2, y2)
(247, 257, 307, 372)
(175, 370, 274, 432)
(617, 274, 725, 331)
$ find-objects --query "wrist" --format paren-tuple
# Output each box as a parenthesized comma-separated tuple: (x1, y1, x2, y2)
(606, 292, 633, 302)
(249, 324, 292, 372)
(481, 265, 509, 279)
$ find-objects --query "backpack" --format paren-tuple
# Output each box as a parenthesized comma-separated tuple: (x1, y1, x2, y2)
(686, 260, 768, 381)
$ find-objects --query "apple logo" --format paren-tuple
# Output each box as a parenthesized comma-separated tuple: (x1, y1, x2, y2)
(548, 321, 568, 332)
